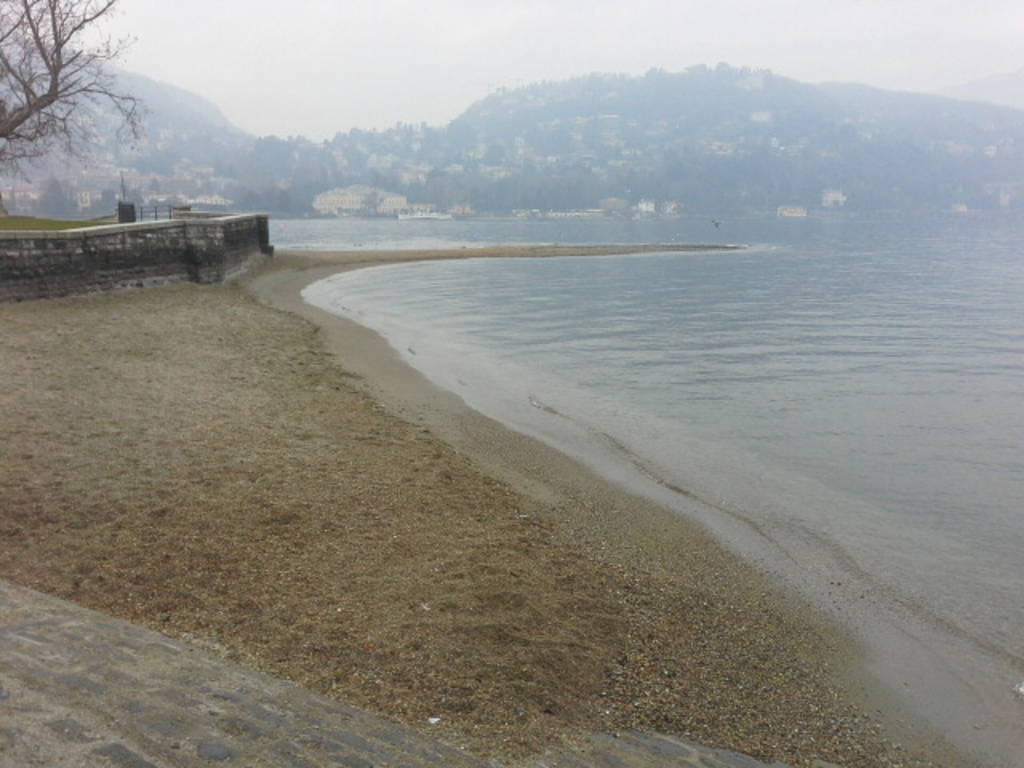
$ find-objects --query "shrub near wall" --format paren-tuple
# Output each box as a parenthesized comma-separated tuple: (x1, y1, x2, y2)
(0, 214, 272, 302)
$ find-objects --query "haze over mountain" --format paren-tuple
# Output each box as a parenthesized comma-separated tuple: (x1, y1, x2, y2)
(427, 67, 1023, 211)
(106, 0, 1024, 138)
(117, 71, 242, 135)
(939, 68, 1024, 112)
(95, 71, 251, 176)
(5, 71, 253, 217)
(287, 65, 1024, 214)
(8, 65, 1024, 217)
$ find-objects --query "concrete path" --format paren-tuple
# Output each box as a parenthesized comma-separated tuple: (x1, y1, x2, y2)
(0, 580, 822, 768)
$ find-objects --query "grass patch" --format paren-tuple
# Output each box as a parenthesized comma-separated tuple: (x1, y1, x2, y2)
(0, 215, 111, 231)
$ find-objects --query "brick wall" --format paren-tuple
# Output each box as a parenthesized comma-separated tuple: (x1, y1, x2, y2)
(0, 214, 273, 302)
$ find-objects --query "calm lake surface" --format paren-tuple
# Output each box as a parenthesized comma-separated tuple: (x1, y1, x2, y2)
(277, 213, 1024, 763)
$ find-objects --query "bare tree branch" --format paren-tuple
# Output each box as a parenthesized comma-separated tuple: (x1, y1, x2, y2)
(0, 0, 138, 170)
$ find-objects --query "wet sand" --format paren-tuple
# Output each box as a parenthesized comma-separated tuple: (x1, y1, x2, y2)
(0, 246, 968, 767)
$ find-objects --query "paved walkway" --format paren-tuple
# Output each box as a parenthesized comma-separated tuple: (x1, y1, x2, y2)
(0, 581, 830, 768)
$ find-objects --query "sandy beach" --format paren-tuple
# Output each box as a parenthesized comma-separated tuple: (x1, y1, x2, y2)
(0, 246, 968, 767)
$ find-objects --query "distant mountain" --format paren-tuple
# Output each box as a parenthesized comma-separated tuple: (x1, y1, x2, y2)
(115, 71, 244, 135)
(99, 71, 253, 177)
(9, 65, 1024, 217)
(116, 71, 241, 133)
(939, 69, 1024, 111)
(7, 71, 254, 189)
(321, 65, 1024, 213)
(1, 70, 260, 217)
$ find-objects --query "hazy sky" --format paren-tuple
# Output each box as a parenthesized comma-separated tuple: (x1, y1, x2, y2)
(104, 0, 1021, 139)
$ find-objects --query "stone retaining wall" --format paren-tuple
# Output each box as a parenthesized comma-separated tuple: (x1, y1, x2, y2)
(0, 214, 273, 302)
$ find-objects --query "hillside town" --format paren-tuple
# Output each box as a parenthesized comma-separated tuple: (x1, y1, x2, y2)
(2, 65, 1022, 220)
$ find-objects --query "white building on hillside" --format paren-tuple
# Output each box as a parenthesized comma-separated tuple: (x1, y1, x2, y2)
(313, 186, 385, 215)
(378, 194, 411, 215)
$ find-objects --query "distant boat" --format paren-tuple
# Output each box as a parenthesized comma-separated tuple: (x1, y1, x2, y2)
(398, 212, 453, 220)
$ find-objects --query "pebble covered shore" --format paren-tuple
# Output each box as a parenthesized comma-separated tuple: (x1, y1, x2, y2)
(0, 250, 967, 767)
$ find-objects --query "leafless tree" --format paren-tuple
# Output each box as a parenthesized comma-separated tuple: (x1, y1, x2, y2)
(0, 0, 139, 170)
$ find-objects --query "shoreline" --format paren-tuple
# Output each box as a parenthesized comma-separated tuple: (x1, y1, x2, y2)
(282, 249, 1024, 766)
(245, 247, 973, 765)
(0, 244, 974, 767)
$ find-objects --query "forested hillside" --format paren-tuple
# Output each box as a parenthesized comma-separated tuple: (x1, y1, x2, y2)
(9, 65, 1024, 216)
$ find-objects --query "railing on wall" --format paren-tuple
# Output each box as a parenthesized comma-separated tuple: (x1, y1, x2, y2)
(118, 202, 230, 223)
(134, 205, 194, 221)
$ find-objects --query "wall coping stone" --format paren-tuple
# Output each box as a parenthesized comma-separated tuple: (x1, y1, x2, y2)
(0, 213, 268, 241)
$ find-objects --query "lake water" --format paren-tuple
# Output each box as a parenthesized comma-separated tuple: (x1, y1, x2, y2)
(276, 213, 1024, 764)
